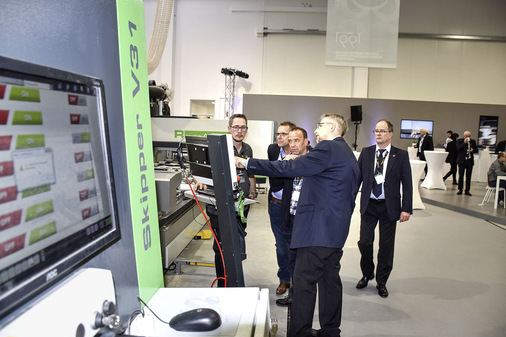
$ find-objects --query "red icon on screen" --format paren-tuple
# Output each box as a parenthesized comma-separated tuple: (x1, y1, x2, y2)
(68, 94, 78, 105)
(0, 110, 8, 124)
(70, 114, 81, 124)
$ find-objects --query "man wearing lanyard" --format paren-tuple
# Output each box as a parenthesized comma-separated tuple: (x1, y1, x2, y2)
(267, 121, 296, 295)
(236, 114, 360, 337)
(274, 126, 311, 307)
(356, 120, 412, 298)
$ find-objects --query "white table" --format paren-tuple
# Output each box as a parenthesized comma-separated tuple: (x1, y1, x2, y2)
(494, 176, 506, 209)
(477, 148, 493, 182)
(410, 160, 426, 209)
(130, 287, 270, 337)
(407, 146, 418, 160)
(420, 151, 447, 190)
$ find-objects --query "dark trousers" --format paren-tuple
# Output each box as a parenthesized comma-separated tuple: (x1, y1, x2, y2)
(458, 160, 473, 192)
(206, 204, 249, 287)
(443, 162, 457, 182)
(289, 247, 343, 337)
(358, 200, 397, 285)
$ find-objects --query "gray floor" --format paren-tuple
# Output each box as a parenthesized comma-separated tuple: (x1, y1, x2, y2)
(164, 180, 506, 337)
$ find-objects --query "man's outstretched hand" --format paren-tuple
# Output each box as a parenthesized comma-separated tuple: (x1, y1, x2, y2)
(235, 156, 247, 169)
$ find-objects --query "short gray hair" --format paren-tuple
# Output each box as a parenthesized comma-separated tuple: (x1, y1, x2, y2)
(321, 113, 348, 136)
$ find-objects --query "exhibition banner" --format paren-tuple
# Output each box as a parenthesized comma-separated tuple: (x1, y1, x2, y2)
(326, 0, 400, 68)
(116, 0, 164, 302)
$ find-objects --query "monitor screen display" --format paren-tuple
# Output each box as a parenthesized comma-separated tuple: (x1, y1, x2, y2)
(185, 135, 213, 187)
(0, 56, 120, 321)
(478, 115, 498, 149)
(185, 134, 238, 191)
(400, 119, 434, 139)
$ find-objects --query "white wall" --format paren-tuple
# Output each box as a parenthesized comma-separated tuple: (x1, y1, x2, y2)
(144, 0, 506, 118)
(369, 38, 506, 105)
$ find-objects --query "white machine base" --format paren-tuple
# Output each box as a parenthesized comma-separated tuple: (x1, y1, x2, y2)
(130, 287, 270, 337)
(0, 268, 116, 337)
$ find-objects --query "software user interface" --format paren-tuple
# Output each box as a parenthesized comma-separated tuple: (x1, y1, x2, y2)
(0, 68, 113, 292)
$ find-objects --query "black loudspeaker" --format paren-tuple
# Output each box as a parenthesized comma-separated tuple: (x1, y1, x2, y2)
(350, 105, 362, 123)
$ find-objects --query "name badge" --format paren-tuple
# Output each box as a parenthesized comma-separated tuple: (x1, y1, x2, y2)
(375, 173, 385, 184)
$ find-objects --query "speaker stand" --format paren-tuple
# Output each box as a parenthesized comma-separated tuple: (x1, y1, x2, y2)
(352, 121, 360, 151)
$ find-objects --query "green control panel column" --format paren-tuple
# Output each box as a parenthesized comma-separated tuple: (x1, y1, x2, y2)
(116, 0, 164, 303)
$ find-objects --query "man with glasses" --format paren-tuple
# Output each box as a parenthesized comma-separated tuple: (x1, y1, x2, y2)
(227, 114, 257, 200)
(275, 126, 312, 307)
(356, 120, 412, 298)
(267, 121, 297, 295)
(236, 114, 360, 337)
(203, 114, 257, 287)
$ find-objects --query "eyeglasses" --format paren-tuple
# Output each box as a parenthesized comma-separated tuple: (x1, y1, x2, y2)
(373, 130, 391, 134)
(230, 125, 248, 131)
(316, 122, 334, 129)
(275, 132, 289, 137)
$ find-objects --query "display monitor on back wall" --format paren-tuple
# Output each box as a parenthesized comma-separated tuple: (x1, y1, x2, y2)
(400, 119, 434, 139)
(0, 56, 121, 323)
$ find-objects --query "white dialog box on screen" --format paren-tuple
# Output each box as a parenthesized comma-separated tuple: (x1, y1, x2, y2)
(12, 148, 56, 191)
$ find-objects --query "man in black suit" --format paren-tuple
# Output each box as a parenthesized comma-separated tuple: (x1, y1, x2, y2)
(414, 127, 434, 174)
(267, 121, 296, 295)
(356, 120, 412, 298)
(236, 114, 360, 337)
(443, 133, 459, 185)
(456, 130, 478, 196)
(495, 139, 506, 154)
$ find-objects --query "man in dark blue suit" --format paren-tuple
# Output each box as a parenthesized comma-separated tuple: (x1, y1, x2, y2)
(356, 120, 412, 298)
(236, 114, 360, 337)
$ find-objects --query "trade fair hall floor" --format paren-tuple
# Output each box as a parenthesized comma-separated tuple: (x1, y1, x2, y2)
(165, 180, 506, 337)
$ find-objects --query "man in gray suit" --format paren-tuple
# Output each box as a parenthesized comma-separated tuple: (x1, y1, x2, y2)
(487, 151, 506, 205)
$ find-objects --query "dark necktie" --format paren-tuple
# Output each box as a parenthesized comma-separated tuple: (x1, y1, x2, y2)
(373, 149, 386, 198)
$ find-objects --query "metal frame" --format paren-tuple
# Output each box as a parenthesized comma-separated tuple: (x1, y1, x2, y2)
(223, 72, 236, 118)
(207, 134, 245, 286)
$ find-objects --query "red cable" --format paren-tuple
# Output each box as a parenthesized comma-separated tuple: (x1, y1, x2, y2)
(185, 177, 227, 288)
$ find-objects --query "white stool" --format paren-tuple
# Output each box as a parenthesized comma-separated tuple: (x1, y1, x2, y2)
(479, 185, 506, 207)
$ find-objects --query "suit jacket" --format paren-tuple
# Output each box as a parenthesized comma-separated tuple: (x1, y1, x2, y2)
(495, 140, 506, 154)
(415, 135, 434, 161)
(279, 146, 313, 229)
(267, 143, 289, 195)
(247, 137, 360, 249)
(445, 139, 457, 164)
(456, 138, 478, 165)
(280, 176, 295, 229)
(358, 145, 413, 222)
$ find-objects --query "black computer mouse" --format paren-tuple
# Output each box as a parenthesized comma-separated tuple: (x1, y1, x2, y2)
(169, 308, 222, 332)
